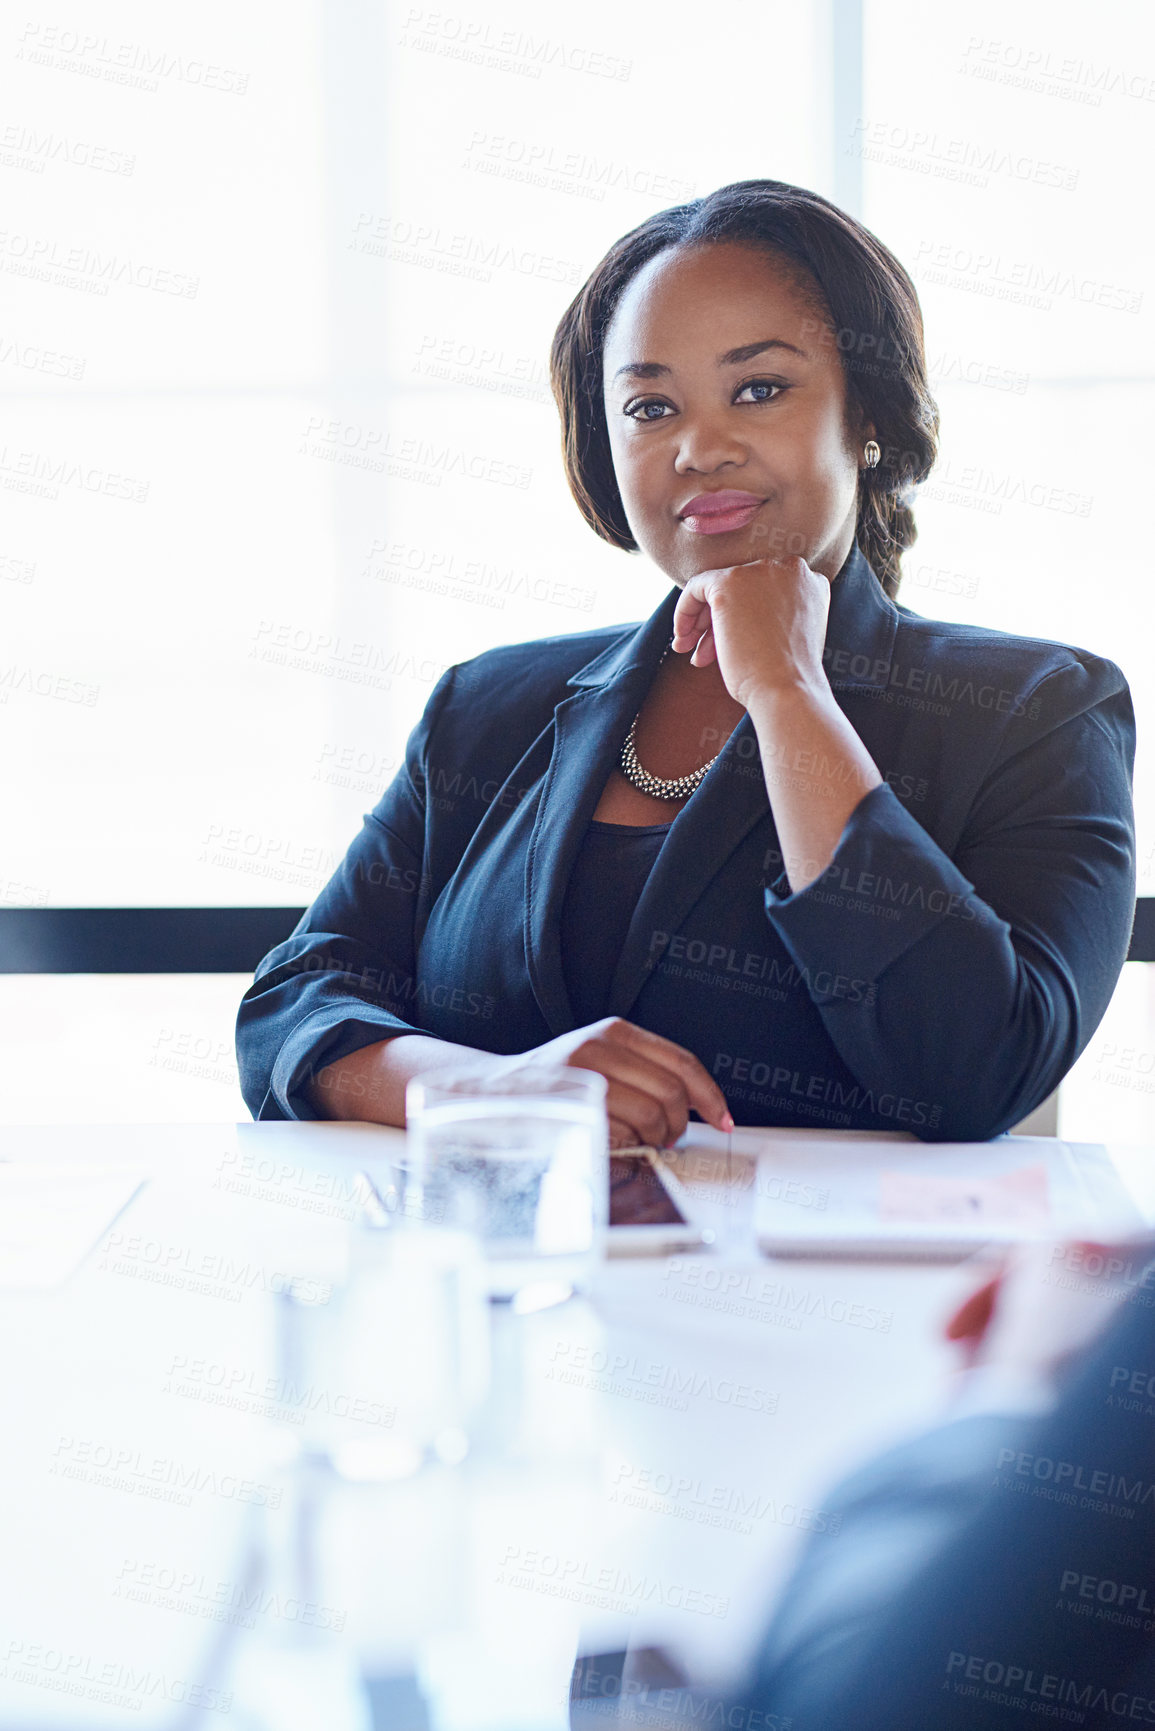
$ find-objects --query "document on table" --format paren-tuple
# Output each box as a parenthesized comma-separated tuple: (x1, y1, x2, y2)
(0, 1163, 145, 1288)
(746, 1136, 1146, 1260)
(877, 1161, 1051, 1226)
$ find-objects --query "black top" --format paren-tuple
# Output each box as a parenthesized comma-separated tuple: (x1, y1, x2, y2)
(559, 819, 671, 1026)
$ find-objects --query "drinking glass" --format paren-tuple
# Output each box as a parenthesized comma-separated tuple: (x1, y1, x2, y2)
(233, 1221, 491, 1727)
(274, 1219, 490, 1481)
(406, 1063, 608, 1303)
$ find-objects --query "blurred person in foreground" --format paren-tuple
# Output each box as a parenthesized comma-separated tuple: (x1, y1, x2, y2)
(570, 1231, 1155, 1730)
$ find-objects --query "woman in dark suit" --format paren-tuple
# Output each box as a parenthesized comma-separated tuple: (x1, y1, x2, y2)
(236, 179, 1136, 1148)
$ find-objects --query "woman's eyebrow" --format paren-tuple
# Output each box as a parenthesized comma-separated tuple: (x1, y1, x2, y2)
(611, 336, 808, 382)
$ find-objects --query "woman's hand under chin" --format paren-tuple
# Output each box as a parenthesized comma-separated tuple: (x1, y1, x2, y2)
(671, 552, 882, 894)
(670, 555, 832, 708)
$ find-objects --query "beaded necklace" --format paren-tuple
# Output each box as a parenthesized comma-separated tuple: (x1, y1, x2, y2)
(618, 644, 722, 801)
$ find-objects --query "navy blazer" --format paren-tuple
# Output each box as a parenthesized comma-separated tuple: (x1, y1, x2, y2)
(235, 541, 1136, 1139)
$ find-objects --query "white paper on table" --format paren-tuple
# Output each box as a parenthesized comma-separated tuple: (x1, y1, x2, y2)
(0, 1163, 146, 1288)
(743, 1136, 1146, 1260)
(877, 1161, 1051, 1225)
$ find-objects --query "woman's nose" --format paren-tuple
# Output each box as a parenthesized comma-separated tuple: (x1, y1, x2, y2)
(672, 415, 749, 473)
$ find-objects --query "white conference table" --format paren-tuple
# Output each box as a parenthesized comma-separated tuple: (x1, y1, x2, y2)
(1, 1120, 1152, 1731)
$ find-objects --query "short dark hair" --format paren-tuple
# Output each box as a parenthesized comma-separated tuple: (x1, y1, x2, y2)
(548, 178, 939, 601)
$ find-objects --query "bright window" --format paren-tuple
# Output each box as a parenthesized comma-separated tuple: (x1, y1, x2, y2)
(4, 0, 1151, 1135)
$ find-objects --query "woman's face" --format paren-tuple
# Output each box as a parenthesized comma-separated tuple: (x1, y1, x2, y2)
(601, 241, 871, 586)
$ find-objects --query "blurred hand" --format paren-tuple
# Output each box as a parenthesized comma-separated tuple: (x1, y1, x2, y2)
(945, 1232, 1155, 1385)
(505, 1017, 734, 1151)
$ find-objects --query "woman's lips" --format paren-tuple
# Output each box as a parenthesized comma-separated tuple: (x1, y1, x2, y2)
(679, 498, 766, 536)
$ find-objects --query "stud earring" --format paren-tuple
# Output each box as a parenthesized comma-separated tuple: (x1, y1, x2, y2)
(863, 440, 881, 469)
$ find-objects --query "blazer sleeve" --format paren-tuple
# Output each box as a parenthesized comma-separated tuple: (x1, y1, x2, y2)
(235, 666, 458, 1121)
(762, 653, 1136, 1140)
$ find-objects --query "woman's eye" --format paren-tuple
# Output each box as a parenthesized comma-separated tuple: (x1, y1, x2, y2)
(625, 399, 672, 421)
(624, 379, 786, 420)
(736, 378, 786, 404)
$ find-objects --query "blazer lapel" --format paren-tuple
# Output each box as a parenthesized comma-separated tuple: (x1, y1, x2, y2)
(524, 541, 901, 1034)
(523, 589, 679, 1036)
